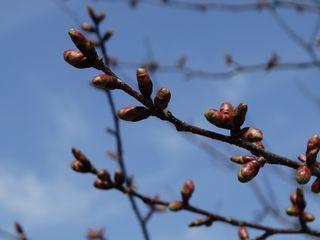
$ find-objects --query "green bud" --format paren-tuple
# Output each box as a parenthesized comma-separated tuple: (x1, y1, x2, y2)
(302, 212, 315, 222)
(295, 166, 311, 185)
(285, 206, 299, 216)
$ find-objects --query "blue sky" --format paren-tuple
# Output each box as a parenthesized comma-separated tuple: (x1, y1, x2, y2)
(1, 0, 320, 239)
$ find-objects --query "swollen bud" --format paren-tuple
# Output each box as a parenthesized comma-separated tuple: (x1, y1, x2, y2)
(168, 201, 183, 212)
(233, 103, 247, 129)
(68, 29, 98, 60)
(91, 74, 120, 90)
(97, 169, 111, 182)
(114, 170, 125, 186)
(204, 109, 233, 129)
(295, 166, 311, 185)
(63, 50, 91, 68)
(71, 160, 91, 173)
(311, 178, 320, 193)
(241, 127, 263, 142)
(181, 180, 195, 203)
(81, 22, 95, 32)
(154, 88, 171, 110)
(307, 134, 320, 150)
(189, 217, 213, 228)
(94, 179, 113, 190)
(231, 155, 256, 164)
(302, 212, 315, 222)
(237, 160, 260, 183)
(220, 102, 234, 116)
(285, 206, 299, 216)
(72, 148, 90, 164)
(238, 227, 249, 240)
(117, 105, 151, 122)
(136, 68, 153, 98)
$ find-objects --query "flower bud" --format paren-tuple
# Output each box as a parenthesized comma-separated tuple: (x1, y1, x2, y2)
(72, 148, 90, 164)
(136, 68, 153, 98)
(295, 166, 311, 185)
(91, 74, 120, 90)
(237, 160, 260, 183)
(14, 222, 24, 235)
(168, 201, 183, 212)
(285, 206, 299, 216)
(298, 154, 306, 162)
(302, 212, 315, 222)
(219, 102, 234, 116)
(94, 179, 113, 190)
(233, 103, 247, 129)
(102, 31, 113, 42)
(117, 105, 151, 122)
(97, 169, 111, 182)
(311, 178, 320, 193)
(71, 160, 91, 173)
(189, 217, 213, 227)
(96, 11, 106, 23)
(154, 88, 171, 110)
(241, 127, 263, 142)
(81, 22, 95, 32)
(204, 109, 233, 129)
(306, 147, 319, 165)
(63, 50, 91, 68)
(114, 170, 125, 186)
(181, 180, 195, 202)
(307, 134, 320, 150)
(231, 155, 256, 164)
(238, 227, 249, 240)
(68, 29, 98, 60)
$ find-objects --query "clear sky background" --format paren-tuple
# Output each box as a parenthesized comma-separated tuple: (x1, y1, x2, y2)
(1, 0, 320, 239)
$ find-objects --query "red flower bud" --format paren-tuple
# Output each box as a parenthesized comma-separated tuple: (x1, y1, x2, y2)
(154, 88, 171, 110)
(241, 127, 263, 142)
(237, 160, 260, 183)
(307, 134, 320, 150)
(117, 105, 151, 122)
(231, 155, 256, 164)
(219, 102, 234, 116)
(285, 206, 300, 216)
(168, 201, 183, 212)
(302, 212, 315, 222)
(97, 169, 111, 182)
(181, 180, 195, 202)
(136, 68, 153, 98)
(91, 74, 120, 90)
(68, 29, 98, 60)
(94, 179, 113, 190)
(233, 103, 247, 129)
(306, 147, 319, 165)
(63, 50, 91, 69)
(311, 178, 320, 193)
(204, 109, 233, 129)
(295, 166, 311, 185)
(114, 170, 125, 186)
(71, 160, 91, 173)
(72, 148, 90, 164)
(238, 227, 249, 240)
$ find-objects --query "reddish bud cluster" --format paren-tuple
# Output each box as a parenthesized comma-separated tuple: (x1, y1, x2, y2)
(93, 168, 126, 191)
(296, 134, 320, 192)
(285, 188, 315, 222)
(204, 102, 248, 131)
(71, 148, 93, 173)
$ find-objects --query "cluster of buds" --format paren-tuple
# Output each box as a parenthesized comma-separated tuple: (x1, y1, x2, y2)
(233, 156, 265, 183)
(285, 188, 315, 222)
(296, 134, 320, 193)
(117, 68, 171, 122)
(94, 169, 126, 190)
(189, 217, 213, 228)
(87, 227, 105, 240)
(71, 148, 94, 173)
(204, 102, 248, 132)
(168, 179, 196, 212)
(14, 222, 26, 240)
